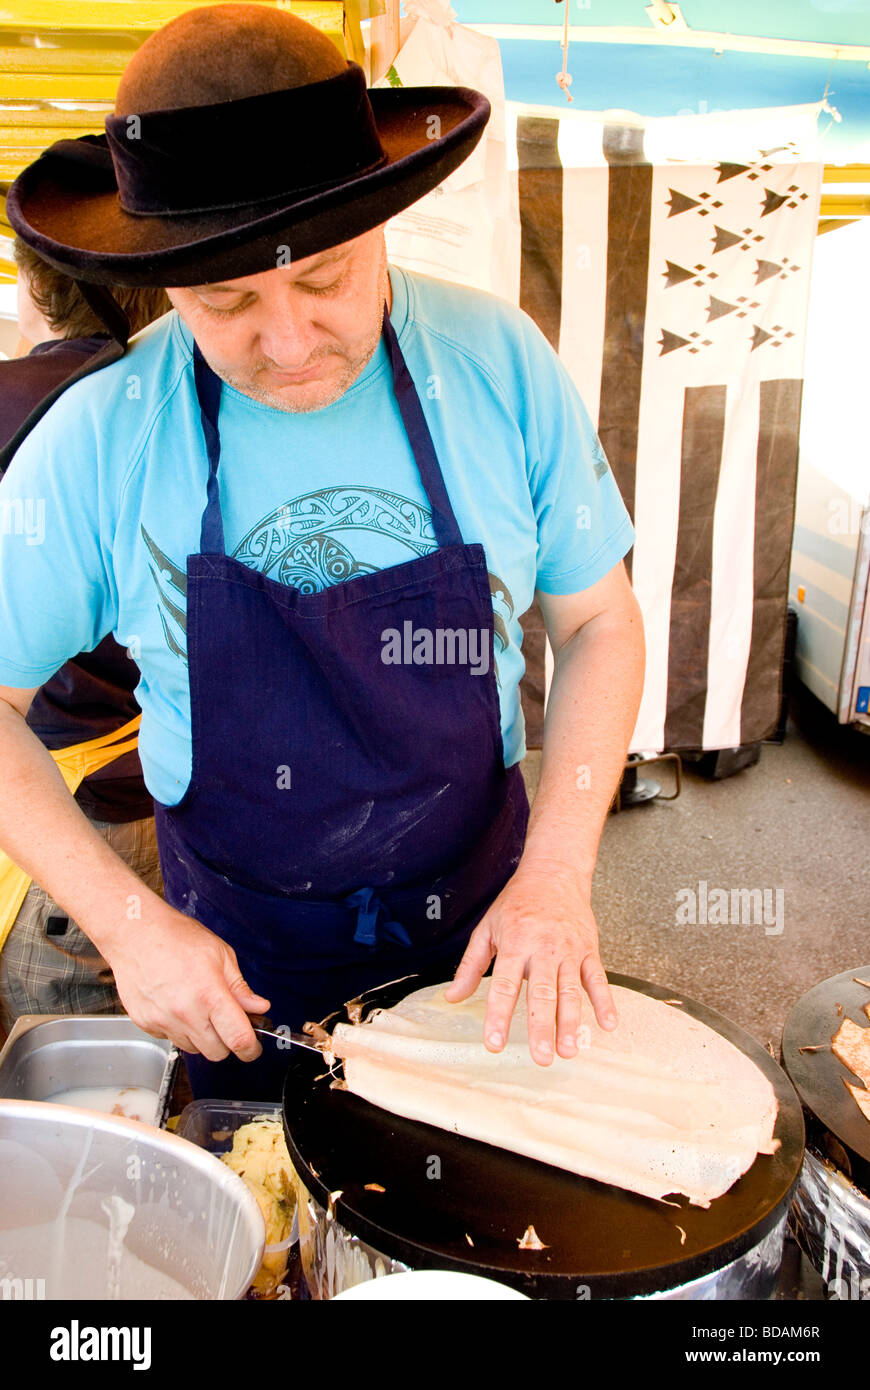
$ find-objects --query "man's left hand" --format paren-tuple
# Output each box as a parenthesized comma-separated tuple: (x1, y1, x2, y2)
(444, 860, 618, 1064)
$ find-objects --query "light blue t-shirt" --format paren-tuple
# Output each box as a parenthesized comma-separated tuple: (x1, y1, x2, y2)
(0, 264, 633, 805)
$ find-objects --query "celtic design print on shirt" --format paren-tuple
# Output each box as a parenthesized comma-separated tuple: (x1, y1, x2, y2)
(142, 484, 514, 672)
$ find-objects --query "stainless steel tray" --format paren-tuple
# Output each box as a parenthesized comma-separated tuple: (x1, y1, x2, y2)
(0, 1015, 178, 1126)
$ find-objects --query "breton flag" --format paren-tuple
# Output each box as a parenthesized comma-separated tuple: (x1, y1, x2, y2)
(510, 103, 823, 752)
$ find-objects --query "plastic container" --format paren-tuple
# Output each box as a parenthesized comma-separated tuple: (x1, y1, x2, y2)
(174, 1099, 283, 1152)
(175, 1099, 298, 1257)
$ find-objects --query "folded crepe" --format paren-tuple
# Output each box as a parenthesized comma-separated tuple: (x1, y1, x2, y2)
(330, 980, 780, 1208)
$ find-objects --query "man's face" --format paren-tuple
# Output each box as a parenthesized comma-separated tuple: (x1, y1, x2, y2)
(165, 226, 390, 413)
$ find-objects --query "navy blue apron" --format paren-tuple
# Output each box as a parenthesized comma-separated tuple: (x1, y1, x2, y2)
(154, 303, 529, 1099)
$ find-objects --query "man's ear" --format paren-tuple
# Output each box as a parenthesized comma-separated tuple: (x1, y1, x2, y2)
(15, 268, 46, 349)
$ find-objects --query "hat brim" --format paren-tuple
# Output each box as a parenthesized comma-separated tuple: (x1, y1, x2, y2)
(7, 86, 489, 287)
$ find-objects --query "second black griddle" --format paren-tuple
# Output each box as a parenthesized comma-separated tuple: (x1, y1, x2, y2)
(283, 970, 804, 1299)
(781, 965, 870, 1192)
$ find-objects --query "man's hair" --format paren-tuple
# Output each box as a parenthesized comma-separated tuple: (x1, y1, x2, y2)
(14, 237, 172, 339)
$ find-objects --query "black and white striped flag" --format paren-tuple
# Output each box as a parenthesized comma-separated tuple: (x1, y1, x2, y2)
(510, 104, 823, 751)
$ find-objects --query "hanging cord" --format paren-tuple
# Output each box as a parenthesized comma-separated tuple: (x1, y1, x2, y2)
(556, 0, 573, 102)
(75, 279, 131, 350)
(819, 53, 843, 135)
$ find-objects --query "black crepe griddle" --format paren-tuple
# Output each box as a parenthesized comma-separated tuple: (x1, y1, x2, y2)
(282, 970, 804, 1299)
(781, 965, 870, 1192)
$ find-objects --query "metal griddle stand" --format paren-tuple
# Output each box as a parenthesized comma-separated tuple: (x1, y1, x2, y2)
(612, 752, 682, 810)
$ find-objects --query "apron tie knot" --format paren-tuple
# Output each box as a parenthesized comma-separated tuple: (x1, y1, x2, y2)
(346, 886, 411, 948)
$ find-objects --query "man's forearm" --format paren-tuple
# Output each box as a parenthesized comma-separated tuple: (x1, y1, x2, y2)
(520, 603, 645, 883)
(0, 699, 160, 951)
(0, 698, 268, 1058)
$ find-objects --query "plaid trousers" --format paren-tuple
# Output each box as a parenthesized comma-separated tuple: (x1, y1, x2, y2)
(0, 816, 163, 1031)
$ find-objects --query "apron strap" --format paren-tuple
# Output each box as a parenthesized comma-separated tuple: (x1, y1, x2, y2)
(193, 340, 227, 556)
(191, 301, 464, 555)
(381, 304, 464, 549)
(49, 712, 142, 759)
(49, 714, 143, 793)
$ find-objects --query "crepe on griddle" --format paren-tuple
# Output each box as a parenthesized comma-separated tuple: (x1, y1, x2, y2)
(330, 980, 780, 1208)
(831, 1015, 870, 1121)
(831, 1017, 870, 1087)
(843, 1082, 870, 1122)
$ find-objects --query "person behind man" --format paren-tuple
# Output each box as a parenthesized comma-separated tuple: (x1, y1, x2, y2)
(0, 243, 170, 1029)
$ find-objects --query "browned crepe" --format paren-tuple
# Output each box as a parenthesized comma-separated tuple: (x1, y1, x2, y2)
(831, 1016, 870, 1122)
(832, 1017, 870, 1087)
(843, 1081, 870, 1122)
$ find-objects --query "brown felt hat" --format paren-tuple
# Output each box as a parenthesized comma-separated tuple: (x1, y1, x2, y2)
(6, 3, 490, 288)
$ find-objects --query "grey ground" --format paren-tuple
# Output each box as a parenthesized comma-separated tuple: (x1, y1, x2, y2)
(520, 680, 870, 1053)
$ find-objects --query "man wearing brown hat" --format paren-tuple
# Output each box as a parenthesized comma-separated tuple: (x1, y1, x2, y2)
(0, 4, 643, 1097)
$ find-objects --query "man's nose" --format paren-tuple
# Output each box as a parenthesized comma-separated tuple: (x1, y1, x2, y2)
(258, 308, 318, 369)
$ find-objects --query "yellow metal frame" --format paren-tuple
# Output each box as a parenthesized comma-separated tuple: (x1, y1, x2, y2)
(0, 0, 347, 33)
(819, 192, 870, 218)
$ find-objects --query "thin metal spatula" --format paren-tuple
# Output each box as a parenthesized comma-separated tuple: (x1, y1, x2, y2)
(249, 1018, 329, 1054)
(250, 975, 420, 1056)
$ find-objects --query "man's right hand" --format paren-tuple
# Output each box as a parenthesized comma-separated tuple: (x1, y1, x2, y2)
(102, 901, 270, 1062)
